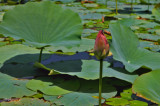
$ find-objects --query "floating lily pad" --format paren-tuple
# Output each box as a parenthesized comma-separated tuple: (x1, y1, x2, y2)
(137, 33, 160, 41)
(0, 1, 82, 48)
(0, 12, 4, 22)
(120, 88, 132, 100)
(44, 92, 105, 106)
(0, 44, 50, 77)
(0, 63, 49, 78)
(36, 60, 138, 83)
(0, 44, 49, 66)
(139, 41, 156, 48)
(26, 77, 79, 95)
(110, 23, 160, 72)
(155, 29, 160, 35)
(0, 72, 35, 99)
(91, 9, 111, 13)
(152, 5, 160, 21)
(83, 3, 98, 8)
(132, 70, 160, 104)
(0, 42, 7, 47)
(106, 98, 129, 105)
(114, 14, 134, 19)
(63, 6, 86, 13)
(82, 29, 98, 37)
(139, 22, 159, 28)
(118, 18, 148, 27)
(129, 100, 148, 106)
(27, 76, 117, 106)
(1, 98, 51, 106)
(79, 13, 103, 20)
(0, 5, 15, 11)
(139, 41, 160, 52)
(53, 0, 76, 3)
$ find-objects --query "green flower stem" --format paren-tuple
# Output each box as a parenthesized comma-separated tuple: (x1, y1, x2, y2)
(106, 0, 107, 7)
(99, 59, 103, 106)
(116, 0, 118, 14)
(148, 0, 150, 11)
(131, 0, 133, 10)
(39, 47, 44, 63)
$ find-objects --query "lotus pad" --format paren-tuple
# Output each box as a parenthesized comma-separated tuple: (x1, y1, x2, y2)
(0, 1, 82, 47)
(132, 70, 160, 104)
(1, 98, 51, 106)
(0, 72, 35, 99)
(109, 23, 160, 72)
(27, 76, 117, 106)
(35, 60, 138, 83)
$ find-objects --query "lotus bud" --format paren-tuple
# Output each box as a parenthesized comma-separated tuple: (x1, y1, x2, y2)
(94, 30, 109, 60)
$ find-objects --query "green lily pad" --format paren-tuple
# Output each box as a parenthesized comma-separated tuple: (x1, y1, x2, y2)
(0, 1, 82, 48)
(0, 72, 35, 99)
(28, 76, 117, 106)
(91, 9, 111, 13)
(82, 29, 98, 37)
(139, 22, 159, 29)
(36, 60, 138, 83)
(137, 33, 160, 41)
(0, 44, 50, 78)
(139, 41, 156, 49)
(106, 98, 129, 105)
(155, 29, 160, 35)
(83, 3, 99, 8)
(152, 5, 160, 21)
(0, 5, 15, 11)
(118, 18, 148, 27)
(79, 13, 103, 20)
(0, 63, 49, 78)
(120, 88, 132, 100)
(109, 23, 160, 72)
(114, 14, 131, 19)
(137, 14, 154, 20)
(0, 44, 49, 66)
(0, 42, 7, 47)
(132, 70, 160, 104)
(0, 12, 4, 22)
(26, 77, 79, 95)
(147, 28, 157, 34)
(44, 92, 105, 106)
(1, 98, 51, 106)
(129, 100, 148, 106)
(53, 0, 76, 3)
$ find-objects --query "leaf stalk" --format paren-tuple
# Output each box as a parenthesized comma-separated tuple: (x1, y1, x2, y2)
(99, 59, 103, 106)
(116, 0, 118, 14)
(39, 47, 44, 63)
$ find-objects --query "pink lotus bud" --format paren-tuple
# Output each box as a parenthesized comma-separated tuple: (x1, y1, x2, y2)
(94, 30, 109, 60)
